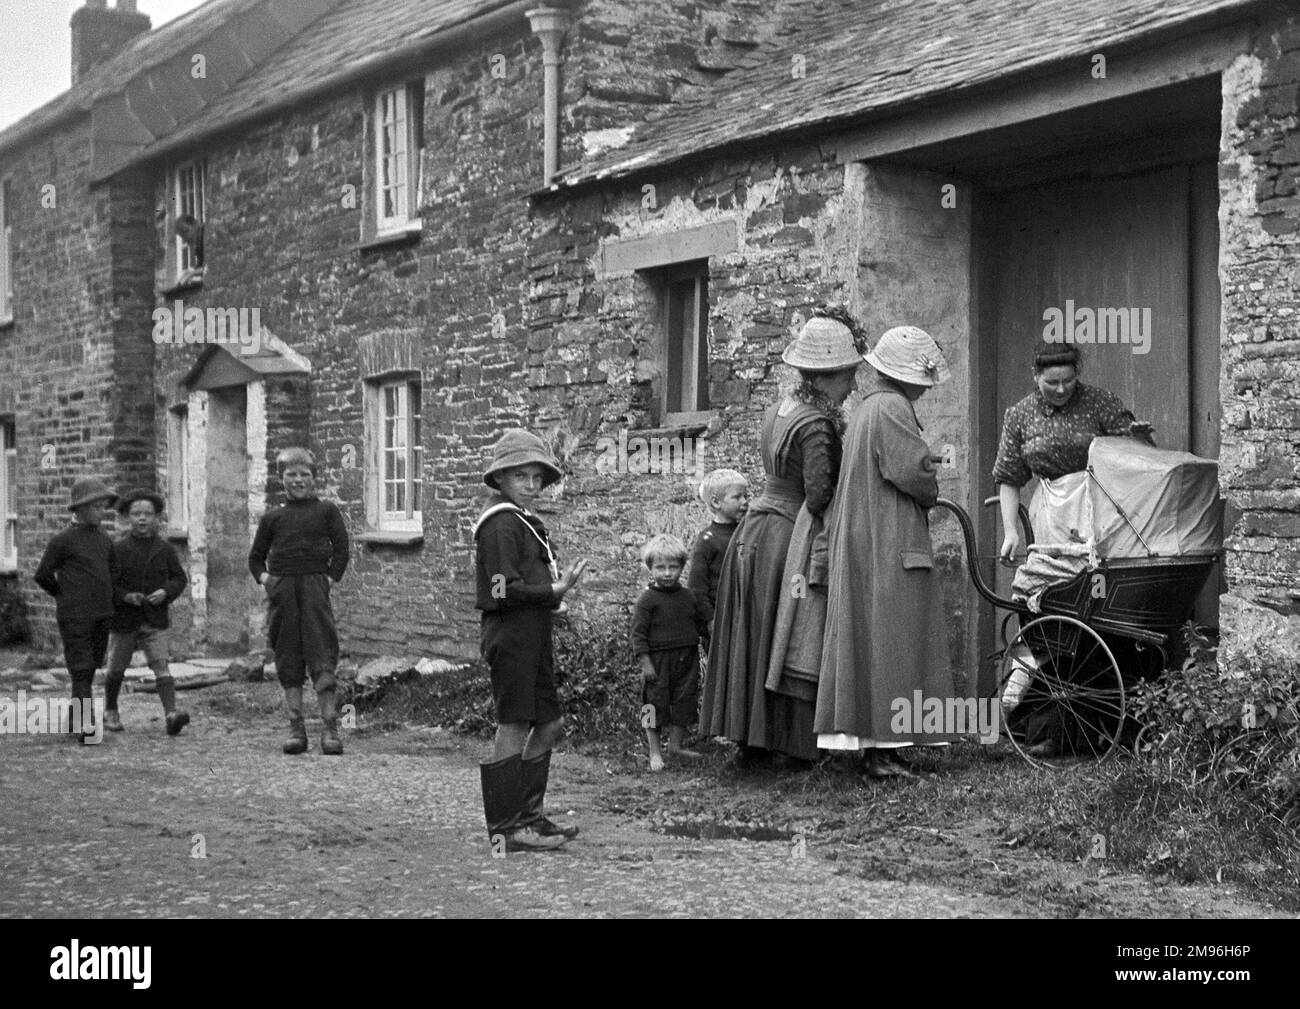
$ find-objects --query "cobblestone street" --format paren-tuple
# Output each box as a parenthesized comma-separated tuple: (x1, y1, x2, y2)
(0, 683, 1284, 919)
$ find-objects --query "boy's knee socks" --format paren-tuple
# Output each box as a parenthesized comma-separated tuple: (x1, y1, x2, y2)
(105, 669, 126, 711)
(154, 672, 177, 715)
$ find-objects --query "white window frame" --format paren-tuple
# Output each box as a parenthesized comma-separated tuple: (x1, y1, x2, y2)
(170, 159, 206, 285)
(167, 405, 190, 532)
(0, 179, 12, 325)
(1, 419, 16, 572)
(365, 375, 422, 533)
(371, 83, 423, 237)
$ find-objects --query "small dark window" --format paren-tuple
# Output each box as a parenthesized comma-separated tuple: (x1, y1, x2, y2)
(661, 261, 709, 417)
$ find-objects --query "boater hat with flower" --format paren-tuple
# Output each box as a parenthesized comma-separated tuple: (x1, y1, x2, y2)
(865, 325, 951, 387)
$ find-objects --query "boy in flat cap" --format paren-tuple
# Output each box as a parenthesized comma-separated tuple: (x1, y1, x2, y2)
(473, 429, 586, 852)
(33, 479, 119, 742)
(249, 448, 350, 755)
(105, 488, 190, 735)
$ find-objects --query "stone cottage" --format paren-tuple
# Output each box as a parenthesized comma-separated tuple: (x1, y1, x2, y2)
(0, 0, 1296, 682)
(0, 0, 799, 657)
(529, 0, 1300, 685)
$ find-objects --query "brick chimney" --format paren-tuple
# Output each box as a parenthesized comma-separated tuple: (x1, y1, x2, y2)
(70, 0, 152, 84)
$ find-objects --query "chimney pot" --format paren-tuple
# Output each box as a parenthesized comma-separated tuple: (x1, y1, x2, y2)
(70, 0, 151, 84)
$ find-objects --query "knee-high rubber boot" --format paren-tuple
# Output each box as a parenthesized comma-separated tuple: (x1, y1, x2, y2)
(520, 751, 579, 839)
(156, 674, 190, 736)
(282, 687, 308, 754)
(69, 672, 95, 740)
(318, 686, 342, 755)
(104, 669, 126, 732)
(479, 755, 565, 852)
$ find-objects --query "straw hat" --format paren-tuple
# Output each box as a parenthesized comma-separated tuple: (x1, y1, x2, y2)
(483, 429, 562, 489)
(865, 326, 951, 386)
(68, 479, 117, 511)
(781, 315, 864, 372)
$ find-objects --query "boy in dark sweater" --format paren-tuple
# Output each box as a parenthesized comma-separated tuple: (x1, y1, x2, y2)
(632, 534, 712, 771)
(248, 448, 350, 755)
(33, 479, 119, 742)
(105, 489, 190, 735)
(474, 429, 586, 852)
(686, 468, 750, 614)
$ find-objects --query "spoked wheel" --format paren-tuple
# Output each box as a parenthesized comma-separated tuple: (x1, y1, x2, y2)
(996, 615, 1125, 769)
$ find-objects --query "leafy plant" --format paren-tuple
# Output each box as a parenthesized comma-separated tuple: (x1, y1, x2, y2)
(0, 582, 29, 646)
(354, 606, 645, 753)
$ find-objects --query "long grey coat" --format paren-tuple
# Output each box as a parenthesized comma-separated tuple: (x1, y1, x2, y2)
(814, 374, 959, 744)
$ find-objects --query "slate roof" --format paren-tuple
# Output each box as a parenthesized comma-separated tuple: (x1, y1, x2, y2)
(0, 0, 523, 176)
(119, 0, 529, 170)
(555, 0, 1264, 189)
(0, 0, 336, 153)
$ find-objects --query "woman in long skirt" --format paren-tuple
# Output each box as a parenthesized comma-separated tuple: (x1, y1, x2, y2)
(701, 306, 863, 763)
(814, 326, 961, 778)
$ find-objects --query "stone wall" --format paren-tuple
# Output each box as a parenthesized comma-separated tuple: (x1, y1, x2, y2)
(1219, 12, 1300, 615)
(528, 145, 981, 678)
(146, 17, 555, 660)
(0, 117, 155, 650)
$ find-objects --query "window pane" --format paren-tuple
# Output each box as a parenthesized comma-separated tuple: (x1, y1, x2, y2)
(377, 88, 409, 222)
(661, 271, 708, 414)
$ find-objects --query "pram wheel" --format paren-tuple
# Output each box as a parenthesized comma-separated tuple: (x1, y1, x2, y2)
(996, 615, 1125, 769)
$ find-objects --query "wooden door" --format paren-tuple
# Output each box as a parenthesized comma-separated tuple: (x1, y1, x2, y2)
(987, 164, 1195, 455)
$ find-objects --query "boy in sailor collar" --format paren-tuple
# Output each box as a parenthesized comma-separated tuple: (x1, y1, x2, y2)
(472, 429, 586, 852)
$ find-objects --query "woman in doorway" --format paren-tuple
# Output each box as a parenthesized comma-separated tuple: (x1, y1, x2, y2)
(993, 341, 1153, 757)
(701, 305, 863, 766)
(814, 325, 961, 778)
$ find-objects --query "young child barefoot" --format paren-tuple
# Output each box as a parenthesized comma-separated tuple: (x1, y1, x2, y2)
(632, 534, 711, 772)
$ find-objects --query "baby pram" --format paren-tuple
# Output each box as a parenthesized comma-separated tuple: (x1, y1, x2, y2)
(935, 437, 1222, 767)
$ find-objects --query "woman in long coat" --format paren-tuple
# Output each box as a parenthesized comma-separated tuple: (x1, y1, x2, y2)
(701, 307, 863, 764)
(814, 326, 960, 778)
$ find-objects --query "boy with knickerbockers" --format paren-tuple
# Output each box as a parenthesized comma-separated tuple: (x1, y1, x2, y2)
(249, 448, 350, 755)
(33, 479, 119, 743)
(105, 488, 190, 735)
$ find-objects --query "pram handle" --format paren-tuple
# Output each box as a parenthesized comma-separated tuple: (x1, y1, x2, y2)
(932, 497, 1034, 613)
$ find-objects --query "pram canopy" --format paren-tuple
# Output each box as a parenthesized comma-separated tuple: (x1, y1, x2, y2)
(1087, 437, 1222, 558)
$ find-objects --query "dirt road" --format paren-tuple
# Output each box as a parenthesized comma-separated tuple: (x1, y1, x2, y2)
(0, 682, 1283, 918)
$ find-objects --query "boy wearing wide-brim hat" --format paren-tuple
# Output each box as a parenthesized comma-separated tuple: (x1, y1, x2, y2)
(105, 488, 190, 735)
(472, 429, 587, 852)
(33, 479, 120, 742)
